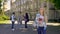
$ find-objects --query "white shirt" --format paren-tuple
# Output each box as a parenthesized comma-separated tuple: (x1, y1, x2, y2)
(37, 15, 44, 27)
(35, 13, 47, 27)
(11, 15, 15, 21)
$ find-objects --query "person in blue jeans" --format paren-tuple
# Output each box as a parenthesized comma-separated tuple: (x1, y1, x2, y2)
(10, 12, 16, 31)
(35, 8, 47, 34)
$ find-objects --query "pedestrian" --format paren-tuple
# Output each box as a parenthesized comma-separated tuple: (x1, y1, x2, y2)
(18, 16, 22, 24)
(18, 12, 22, 25)
(24, 13, 29, 28)
(10, 12, 16, 31)
(33, 10, 39, 31)
(34, 8, 47, 34)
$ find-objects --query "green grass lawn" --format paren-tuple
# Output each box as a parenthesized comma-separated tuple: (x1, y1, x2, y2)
(0, 20, 11, 24)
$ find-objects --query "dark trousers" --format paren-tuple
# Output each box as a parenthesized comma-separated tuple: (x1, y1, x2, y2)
(25, 21, 28, 28)
(11, 21, 14, 29)
(37, 27, 46, 34)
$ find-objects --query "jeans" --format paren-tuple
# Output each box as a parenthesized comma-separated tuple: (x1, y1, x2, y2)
(11, 21, 14, 29)
(25, 21, 28, 28)
(37, 27, 46, 34)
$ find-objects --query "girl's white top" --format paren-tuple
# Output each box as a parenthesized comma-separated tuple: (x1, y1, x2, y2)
(35, 13, 47, 28)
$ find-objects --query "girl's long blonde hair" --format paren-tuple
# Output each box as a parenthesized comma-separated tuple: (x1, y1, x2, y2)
(39, 8, 44, 16)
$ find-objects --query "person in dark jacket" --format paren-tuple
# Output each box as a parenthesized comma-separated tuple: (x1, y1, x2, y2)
(24, 13, 29, 28)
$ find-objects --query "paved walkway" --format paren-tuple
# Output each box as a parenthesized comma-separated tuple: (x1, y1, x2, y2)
(3, 20, 60, 26)
(0, 24, 60, 34)
(0, 21, 60, 34)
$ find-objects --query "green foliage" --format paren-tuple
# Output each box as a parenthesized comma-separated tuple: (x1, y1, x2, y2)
(49, 0, 60, 9)
(0, 0, 2, 7)
(0, 0, 2, 14)
(0, 0, 9, 21)
(0, 0, 2, 8)
(0, 15, 10, 21)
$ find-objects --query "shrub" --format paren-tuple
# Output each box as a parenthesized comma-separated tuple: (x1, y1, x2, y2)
(0, 15, 9, 21)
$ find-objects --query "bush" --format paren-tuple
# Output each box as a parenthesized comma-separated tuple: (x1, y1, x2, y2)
(2, 15, 9, 20)
(0, 15, 9, 21)
(0, 17, 4, 21)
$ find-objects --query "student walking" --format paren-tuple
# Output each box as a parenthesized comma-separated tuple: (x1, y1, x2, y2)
(18, 12, 22, 25)
(10, 12, 16, 31)
(34, 8, 47, 34)
(18, 16, 22, 24)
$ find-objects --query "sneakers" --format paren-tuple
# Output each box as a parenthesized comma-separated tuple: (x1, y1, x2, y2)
(33, 29, 37, 31)
(12, 29, 15, 31)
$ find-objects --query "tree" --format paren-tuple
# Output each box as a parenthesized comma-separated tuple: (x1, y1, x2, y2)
(49, 0, 60, 9)
(0, 0, 2, 14)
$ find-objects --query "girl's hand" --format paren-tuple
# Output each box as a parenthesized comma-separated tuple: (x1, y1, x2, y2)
(44, 27, 46, 30)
